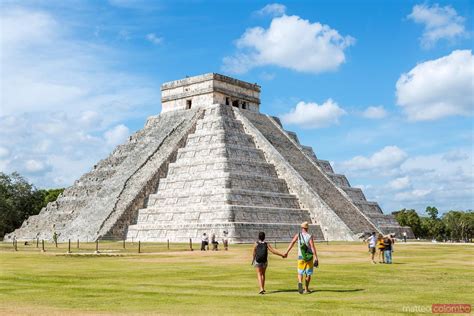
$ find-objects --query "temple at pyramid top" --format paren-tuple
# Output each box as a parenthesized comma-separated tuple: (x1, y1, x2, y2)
(161, 73, 261, 113)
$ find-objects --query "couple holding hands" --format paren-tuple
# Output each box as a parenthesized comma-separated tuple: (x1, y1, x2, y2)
(252, 221, 319, 294)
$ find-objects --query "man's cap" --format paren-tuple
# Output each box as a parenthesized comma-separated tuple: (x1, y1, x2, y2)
(300, 221, 309, 229)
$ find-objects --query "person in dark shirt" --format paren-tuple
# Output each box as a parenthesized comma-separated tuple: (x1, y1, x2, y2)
(383, 236, 393, 264)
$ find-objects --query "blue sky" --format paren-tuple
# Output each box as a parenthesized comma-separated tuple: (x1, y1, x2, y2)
(0, 0, 472, 215)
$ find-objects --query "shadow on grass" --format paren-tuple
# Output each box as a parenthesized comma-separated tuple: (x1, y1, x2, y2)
(267, 288, 364, 294)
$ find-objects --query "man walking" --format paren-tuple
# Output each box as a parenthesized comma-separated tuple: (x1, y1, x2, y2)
(364, 232, 377, 264)
(284, 222, 319, 294)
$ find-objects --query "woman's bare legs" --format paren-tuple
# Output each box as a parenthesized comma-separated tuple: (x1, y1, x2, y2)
(256, 267, 266, 293)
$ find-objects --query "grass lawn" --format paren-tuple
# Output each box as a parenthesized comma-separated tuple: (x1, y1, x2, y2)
(0, 240, 472, 315)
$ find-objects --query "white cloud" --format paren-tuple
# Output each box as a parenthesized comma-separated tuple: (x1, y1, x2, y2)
(256, 3, 287, 17)
(146, 33, 163, 45)
(396, 50, 474, 121)
(25, 159, 48, 173)
(0, 146, 10, 158)
(0, 7, 160, 188)
(388, 176, 411, 190)
(222, 14, 355, 74)
(280, 99, 346, 128)
(395, 189, 432, 202)
(337, 147, 473, 212)
(408, 3, 467, 48)
(339, 146, 408, 172)
(362, 106, 387, 119)
(104, 124, 130, 146)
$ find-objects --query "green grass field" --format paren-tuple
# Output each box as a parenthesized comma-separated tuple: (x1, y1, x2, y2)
(0, 241, 472, 315)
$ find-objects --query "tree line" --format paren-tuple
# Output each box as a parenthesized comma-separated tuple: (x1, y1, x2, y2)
(393, 206, 474, 242)
(0, 172, 64, 239)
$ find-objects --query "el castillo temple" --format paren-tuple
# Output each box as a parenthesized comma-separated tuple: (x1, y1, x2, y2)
(6, 73, 414, 243)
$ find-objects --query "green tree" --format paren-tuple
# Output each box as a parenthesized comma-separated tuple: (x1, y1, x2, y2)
(393, 209, 422, 237)
(0, 172, 64, 239)
(443, 210, 474, 242)
(426, 206, 439, 220)
(420, 217, 445, 240)
(38, 188, 64, 208)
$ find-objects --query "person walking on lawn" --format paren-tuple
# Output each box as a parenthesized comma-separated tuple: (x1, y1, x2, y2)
(284, 222, 319, 294)
(252, 231, 286, 294)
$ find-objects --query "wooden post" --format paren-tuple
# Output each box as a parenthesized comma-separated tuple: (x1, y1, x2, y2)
(41, 239, 45, 252)
(13, 239, 17, 251)
(123, 239, 126, 249)
(95, 239, 99, 254)
(36, 238, 39, 248)
(138, 240, 141, 254)
(77, 239, 79, 249)
(67, 239, 71, 254)
(189, 238, 193, 251)
(167, 239, 170, 250)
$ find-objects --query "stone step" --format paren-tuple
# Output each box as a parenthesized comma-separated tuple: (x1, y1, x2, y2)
(158, 172, 289, 193)
(185, 131, 255, 148)
(316, 159, 333, 173)
(353, 201, 383, 215)
(127, 222, 324, 243)
(325, 173, 350, 187)
(134, 205, 311, 224)
(168, 159, 277, 179)
(195, 116, 244, 132)
(149, 188, 301, 209)
(340, 186, 366, 201)
(176, 143, 265, 160)
(366, 214, 399, 226)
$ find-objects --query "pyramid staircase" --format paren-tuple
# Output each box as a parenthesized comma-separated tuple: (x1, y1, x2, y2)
(127, 104, 323, 242)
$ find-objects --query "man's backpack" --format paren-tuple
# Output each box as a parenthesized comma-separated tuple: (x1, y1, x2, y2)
(299, 233, 313, 262)
(255, 242, 268, 263)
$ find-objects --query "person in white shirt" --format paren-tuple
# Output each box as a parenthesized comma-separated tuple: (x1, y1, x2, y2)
(201, 233, 209, 251)
(364, 232, 377, 264)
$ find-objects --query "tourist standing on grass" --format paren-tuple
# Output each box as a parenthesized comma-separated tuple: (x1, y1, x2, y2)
(211, 233, 219, 251)
(383, 235, 393, 264)
(201, 233, 209, 251)
(252, 231, 286, 294)
(364, 232, 377, 264)
(284, 222, 319, 294)
(222, 230, 229, 251)
(376, 234, 385, 263)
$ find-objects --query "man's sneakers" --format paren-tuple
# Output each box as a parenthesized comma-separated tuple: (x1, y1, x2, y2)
(298, 282, 304, 294)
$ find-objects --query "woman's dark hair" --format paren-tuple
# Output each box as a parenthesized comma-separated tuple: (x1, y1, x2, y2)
(258, 231, 265, 241)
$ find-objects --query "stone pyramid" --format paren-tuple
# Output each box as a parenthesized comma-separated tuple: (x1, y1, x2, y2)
(5, 73, 413, 243)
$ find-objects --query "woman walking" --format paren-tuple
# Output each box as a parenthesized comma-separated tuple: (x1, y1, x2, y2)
(252, 231, 286, 294)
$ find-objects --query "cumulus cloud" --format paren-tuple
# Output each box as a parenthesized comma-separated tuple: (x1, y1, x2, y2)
(146, 33, 163, 45)
(0, 147, 10, 159)
(408, 3, 467, 48)
(280, 99, 346, 128)
(24, 159, 49, 173)
(104, 124, 130, 146)
(362, 106, 387, 119)
(256, 3, 286, 17)
(336, 147, 473, 212)
(396, 50, 474, 121)
(222, 14, 355, 74)
(338, 146, 408, 173)
(0, 7, 160, 187)
(388, 176, 411, 190)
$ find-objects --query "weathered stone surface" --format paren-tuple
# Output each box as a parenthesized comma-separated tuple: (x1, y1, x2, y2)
(6, 73, 413, 242)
